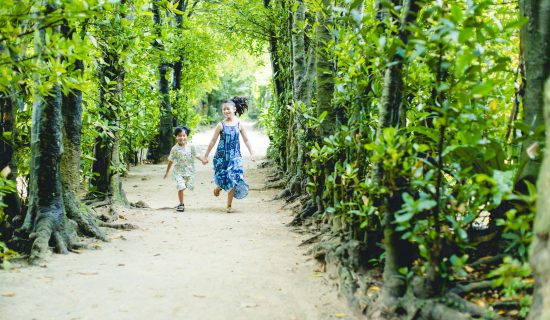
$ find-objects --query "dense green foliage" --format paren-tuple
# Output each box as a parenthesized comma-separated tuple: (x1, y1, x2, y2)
(261, 0, 541, 316)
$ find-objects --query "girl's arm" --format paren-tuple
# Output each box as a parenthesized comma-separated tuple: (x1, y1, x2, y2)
(240, 124, 255, 162)
(163, 160, 173, 178)
(201, 123, 223, 161)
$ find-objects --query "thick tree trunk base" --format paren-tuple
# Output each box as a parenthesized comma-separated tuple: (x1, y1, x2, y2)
(289, 199, 318, 226)
(368, 291, 496, 320)
(65, 196, 107, 241)
(28, 217, 78, 264)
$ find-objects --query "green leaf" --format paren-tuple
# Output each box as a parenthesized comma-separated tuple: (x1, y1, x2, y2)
(504, 17, 528, 30)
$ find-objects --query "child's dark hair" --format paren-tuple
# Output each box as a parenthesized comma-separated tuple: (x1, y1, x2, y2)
(174, 126, 190, 136)
(223, 96, 249, 116)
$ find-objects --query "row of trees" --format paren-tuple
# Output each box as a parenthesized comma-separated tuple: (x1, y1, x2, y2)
(255, 0, 549, 318)
(0, 0, 251, 263)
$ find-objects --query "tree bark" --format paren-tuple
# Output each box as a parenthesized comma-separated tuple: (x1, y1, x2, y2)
(154, 0, 173, 162)
(60, 21, 106, 240)
(292, 0, 307, 101)
(90, 6, 129, 206)
(22, 3, 78, 262)
(285, 0, 311, 195)
(171, 0, 186, 128)
(518, 0, 546, 186)
(528, 82, 550, 320)
(315, 0, 335, 136)
(377, 0, 418, 305)
(265, 0, 285, 100)
(527, 2, 550, 319)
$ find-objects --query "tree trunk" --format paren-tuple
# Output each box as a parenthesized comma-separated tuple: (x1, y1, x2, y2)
(517, 0, 546, 186)
(292, 0, 307, 101)
(310, 0, 334, 214)
(90, 8, 129, 206)
(59, 21, 106, 240)
(265, 0, 291, 171)
(285, 0, 309, 195)
(265, 0, 285, 100)
(171, 0, 186, 127)
(527, 2, 550, 319)
(315, 0, 335, 136)
(21, 4, 77, 262)
(154, 0, 173, 162)
(529, 82, 550, 320)
(377, 0, 418, 306)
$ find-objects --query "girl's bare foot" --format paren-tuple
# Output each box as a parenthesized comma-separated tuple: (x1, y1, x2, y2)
(213, 187, 221, 197)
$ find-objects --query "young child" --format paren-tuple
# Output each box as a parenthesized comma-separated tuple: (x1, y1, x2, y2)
(201, 97, 255, 213)
(164, 126, 206, 212)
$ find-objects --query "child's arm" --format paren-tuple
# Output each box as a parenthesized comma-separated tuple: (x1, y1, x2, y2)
(164, 160, 173, 179)
(201, 123, 223, 162)
(192, 145, 207, 164)
(240, 125, 255, 162)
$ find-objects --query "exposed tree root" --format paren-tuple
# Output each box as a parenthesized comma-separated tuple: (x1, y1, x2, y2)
(29, 216, 78, 264)
(368, 291, 497, 320)
(86, 199, 111, 208)
(98, 221, 137, 230)
(298, 233, 321, 246)
(130, 200, 149, 208)
(289, 199, 318, 226)
(266, 174, 282, 182)
(65, 200, 107, 241)
(266, 179, 286, 189)
(273, 188, 291, 200)
(257, 160, 272, 168)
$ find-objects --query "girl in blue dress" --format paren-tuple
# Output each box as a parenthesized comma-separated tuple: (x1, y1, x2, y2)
(201, 97, 255, 213)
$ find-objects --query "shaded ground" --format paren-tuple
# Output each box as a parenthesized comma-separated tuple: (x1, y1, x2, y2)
(0, 122, 354, 320)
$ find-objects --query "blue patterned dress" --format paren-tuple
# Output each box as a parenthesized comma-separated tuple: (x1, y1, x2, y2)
(213, 121, 249, 199)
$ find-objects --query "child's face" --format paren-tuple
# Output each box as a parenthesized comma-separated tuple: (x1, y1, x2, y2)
(222, 103, 236, 118)
(176, 130, 188, 145)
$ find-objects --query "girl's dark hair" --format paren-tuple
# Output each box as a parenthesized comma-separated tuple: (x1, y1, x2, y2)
(174, 126, 190, 136)
(223, 96, 248, 116)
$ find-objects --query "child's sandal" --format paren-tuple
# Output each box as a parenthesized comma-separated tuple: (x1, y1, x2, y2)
(226, 206, 233, 213)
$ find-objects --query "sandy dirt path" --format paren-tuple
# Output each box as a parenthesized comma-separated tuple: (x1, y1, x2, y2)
(0, 122, 353, 320)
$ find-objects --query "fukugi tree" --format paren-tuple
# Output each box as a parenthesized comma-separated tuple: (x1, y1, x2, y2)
(22, 1, 83, 262)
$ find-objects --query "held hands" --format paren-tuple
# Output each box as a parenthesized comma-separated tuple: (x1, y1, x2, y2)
(198, 155, 208, 165)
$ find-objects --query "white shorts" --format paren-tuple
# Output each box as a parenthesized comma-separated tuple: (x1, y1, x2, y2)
(174, 174, 191, 191)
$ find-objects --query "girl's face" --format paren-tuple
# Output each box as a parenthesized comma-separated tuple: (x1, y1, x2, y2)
(222, 103, 236, 118)
(176, 130, 188, 145)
